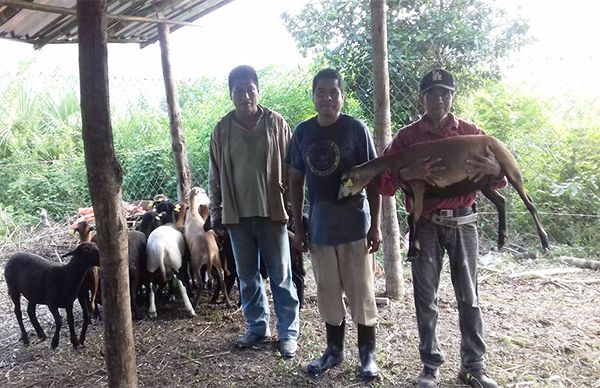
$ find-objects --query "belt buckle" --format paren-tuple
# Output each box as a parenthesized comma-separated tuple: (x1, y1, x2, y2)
(439, 209, 453, 218)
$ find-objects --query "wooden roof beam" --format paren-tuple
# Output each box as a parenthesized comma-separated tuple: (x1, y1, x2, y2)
(0, 0, 203, 27)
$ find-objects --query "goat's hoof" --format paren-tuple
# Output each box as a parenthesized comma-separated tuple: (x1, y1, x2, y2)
(149, 312, 157, 319)
(51, 341, 59, 349)
(21, 336, 30, 346)
(38, 333, 47, 341)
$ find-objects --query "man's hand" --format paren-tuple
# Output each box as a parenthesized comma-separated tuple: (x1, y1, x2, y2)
(397, 156, 447, 186)
(466, 146, 502, 182)
(292, 225, 308, 253)
(366, 226, 382, 254)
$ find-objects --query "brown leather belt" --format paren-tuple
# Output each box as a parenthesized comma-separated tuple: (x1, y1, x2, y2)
(427, 207, 477, 227)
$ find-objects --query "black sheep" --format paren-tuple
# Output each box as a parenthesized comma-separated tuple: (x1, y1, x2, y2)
(4, 242, 100, 349)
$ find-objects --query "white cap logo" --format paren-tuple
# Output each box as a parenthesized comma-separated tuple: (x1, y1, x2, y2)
(432, 70, 443, 81)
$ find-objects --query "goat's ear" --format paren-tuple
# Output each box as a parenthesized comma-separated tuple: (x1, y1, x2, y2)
(61, 248, 75, 258)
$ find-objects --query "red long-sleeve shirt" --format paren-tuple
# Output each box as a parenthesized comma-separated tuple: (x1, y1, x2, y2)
(375, 113, 507, 215)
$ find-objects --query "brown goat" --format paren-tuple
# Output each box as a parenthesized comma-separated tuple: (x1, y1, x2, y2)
(73, 221, 101, 321)
(338, 135, 550, 260)
(184, 187, 232, 307)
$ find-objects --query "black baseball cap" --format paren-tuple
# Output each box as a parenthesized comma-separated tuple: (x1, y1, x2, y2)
(419, 69, 455, 94)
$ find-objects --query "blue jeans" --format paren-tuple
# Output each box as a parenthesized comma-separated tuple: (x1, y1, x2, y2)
(228, 217, 299, 341)
(412, 218, 486, 371)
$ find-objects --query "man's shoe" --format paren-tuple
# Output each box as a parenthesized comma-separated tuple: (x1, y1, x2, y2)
(235, 331, 271, 348)
(306, 347, 344, 376)
(417, 367, 439, 388)
(279, 339, 297, 359)
(306, 320, 345, 376)
(357, 324, 379, 380)
(458, 369, 498, 388)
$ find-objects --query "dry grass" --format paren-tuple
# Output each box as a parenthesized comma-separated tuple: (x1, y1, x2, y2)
(0, 225, 599, 387)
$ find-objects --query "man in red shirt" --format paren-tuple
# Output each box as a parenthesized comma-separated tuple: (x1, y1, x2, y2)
(376, 69, 503, 388)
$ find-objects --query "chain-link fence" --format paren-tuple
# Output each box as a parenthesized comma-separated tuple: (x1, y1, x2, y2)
(1, 56, 599, 256)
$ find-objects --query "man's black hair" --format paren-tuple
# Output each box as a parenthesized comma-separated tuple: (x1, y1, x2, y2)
(312, 68, 344, 95)
(228, 65, 259, 93)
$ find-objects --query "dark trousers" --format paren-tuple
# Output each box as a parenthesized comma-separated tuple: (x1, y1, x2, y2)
(411, 219, 486, 371)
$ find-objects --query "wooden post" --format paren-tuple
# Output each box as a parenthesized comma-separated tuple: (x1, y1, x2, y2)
(77, 1, 138, 386)
(158, 23, 192, 201)
(370, 0, 405, 298)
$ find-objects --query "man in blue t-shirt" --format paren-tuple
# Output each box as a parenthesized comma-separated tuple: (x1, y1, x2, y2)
(287, 68, 382, 380)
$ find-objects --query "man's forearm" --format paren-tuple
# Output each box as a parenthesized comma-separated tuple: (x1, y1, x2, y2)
(288, 169, 305, 230)
(366, 183, 381, 229)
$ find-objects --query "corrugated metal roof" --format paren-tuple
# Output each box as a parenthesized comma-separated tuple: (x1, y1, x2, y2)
(0, 0, 234, 49)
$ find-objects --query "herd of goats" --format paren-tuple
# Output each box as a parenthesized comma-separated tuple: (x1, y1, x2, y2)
(4, 187, 306, 350)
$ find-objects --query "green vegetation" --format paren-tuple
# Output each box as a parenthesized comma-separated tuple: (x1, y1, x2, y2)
(0, 1, 598, 257)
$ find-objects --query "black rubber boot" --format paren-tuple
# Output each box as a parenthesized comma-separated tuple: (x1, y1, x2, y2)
(357, 324, 379, 380)
(306, 320, 345, 376)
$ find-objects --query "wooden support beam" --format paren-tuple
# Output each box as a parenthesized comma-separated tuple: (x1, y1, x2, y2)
(77, 0, 137, 386)
(158, 23, 192, 202)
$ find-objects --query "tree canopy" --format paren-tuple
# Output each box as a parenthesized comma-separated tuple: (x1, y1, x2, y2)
(283, 0, 531, 126)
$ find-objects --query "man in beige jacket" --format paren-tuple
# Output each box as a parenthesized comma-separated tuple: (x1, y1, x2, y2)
(208, 65, 299, 359)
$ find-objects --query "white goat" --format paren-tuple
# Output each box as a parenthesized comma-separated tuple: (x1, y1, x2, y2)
(146, 209, 195, 318)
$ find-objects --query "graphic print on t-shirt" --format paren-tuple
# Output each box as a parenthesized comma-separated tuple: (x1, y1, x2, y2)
(305, 140, 341, 176)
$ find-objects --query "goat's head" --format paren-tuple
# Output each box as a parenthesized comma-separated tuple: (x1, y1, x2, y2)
(62, 241, 100, 267)
(73, 221, 93, 241)
(188, 187, 210, 208)
(338, 165, 374, 199)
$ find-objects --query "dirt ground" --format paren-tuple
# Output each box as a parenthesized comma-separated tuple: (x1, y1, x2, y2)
(0, 226, 599, 387)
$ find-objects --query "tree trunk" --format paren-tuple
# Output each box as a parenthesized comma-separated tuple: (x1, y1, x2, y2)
(158, 24, 192, 202)
(77, 1, 137, 386)
(370, 0, 405, 298)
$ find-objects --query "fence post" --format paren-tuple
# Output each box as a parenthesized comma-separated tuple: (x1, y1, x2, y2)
(370, 0, 405, 298)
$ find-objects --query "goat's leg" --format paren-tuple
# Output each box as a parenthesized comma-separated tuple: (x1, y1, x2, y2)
(506, 176, 550, 250)
(130, 276, 141, 320)
(212, 266, 232, 307)
(65, 305, 79, 348)
(192, 267, 204, 308)
(78, 293, 90, 344)
(11, 294, 29, 345)
(176, 276, 197, 317)
(26, 302, 46, 341)
(48, 305, 62, 349)
(480, 188, 507, 249)
(148, 282, 158, 319)
(291, 251, 305, 310)
(78, 286, 92, 325)
(407, 181, 425, 261)
(208, 267, 220, 305)
(86, 267, 100, 321)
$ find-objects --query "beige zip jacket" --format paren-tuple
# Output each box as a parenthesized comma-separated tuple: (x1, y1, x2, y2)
(208, 105, 291, 225)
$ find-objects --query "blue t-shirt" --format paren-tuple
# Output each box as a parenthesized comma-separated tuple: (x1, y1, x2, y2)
(286, 114, 377, 245)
